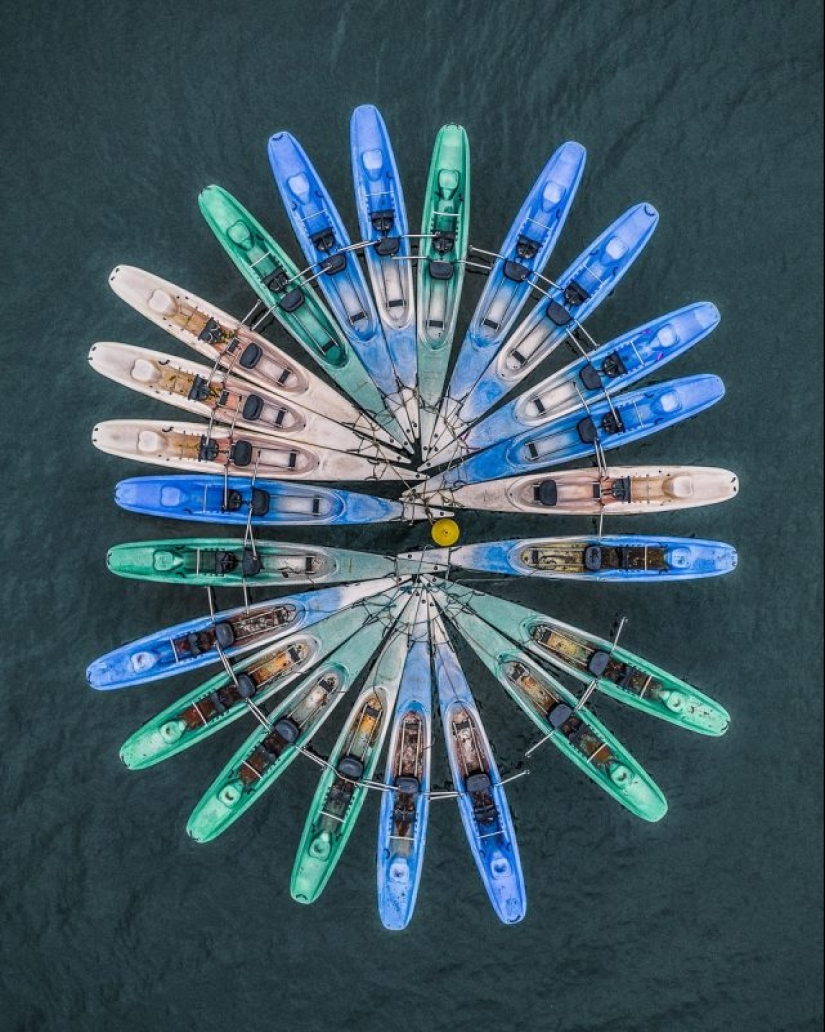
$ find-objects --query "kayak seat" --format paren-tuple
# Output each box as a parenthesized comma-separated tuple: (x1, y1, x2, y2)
(564, 279, 590, 306)
(230, 440, 253, 467)
(198, 436, 220, 462)
(198, 318, 224, 344)
(214, 622, 236, 649)
(466, 772, 492, 794)
(547, 300, 572, 326)
(601, 411, 625, 435)
(262, 268, 290, 294)
(577, 416, 598, 444)
(547, 702, 574, 729)
(242, 548, 262, 577)
(224, 489, 244, 512)
(274, 717, 300, 744)
(503, 260, 531, 283)
(251, 489, 270, 516)
(209, 691, 228, 715)
(584, 545, 603, 571)
(429, 259, 454, 281)
(587, 650, 611, 678)
(235, 674, 257, 699)
(321, 253, 347, 276)
(535, 480, 559, 507)
(187, 375, 212, 402)
(432, 231, 456, 254)
(611, 477, 633, 502)
(238, 343, 262, 369)
(278, 288, 305, 313)
(579, 363, 602, 391)
(214, 550, 239, 575)
(602, 351, 628, 379)
(516, 234, 540, 260)
(242, 395, 264, 421)
(395, 775, 420, 797)
(337, 755, 365, 781)
(375, 236, 400, 257)
(371, 209, 395, 234)
(311, 229, 337, 253)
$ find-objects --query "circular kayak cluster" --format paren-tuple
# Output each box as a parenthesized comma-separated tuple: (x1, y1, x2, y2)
(88, 105, 737, 928)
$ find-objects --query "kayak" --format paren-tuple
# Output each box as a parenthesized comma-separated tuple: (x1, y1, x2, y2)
(290, 597, 415, 904)
(88, 341, 406, 462)
(376, 592, 434, 930)
(432, 202, 659, 442)
(417, 465, 739, 516)
(107, 538, 446, 587)
(416, 124, 470, 449)
(432, 611, 526, 924)
(267, 132, 414, 444)
(414, 535, 738, 582)
(199, 185, 409, 448)
(429, 584, 666, 821)
(430, 141, 586, 456)
(119, 593, 398, 768)
(114, 475, 447, 525)
(414, 374, 725, 495)
(430, 580, 730, 735)
(86, 576, 406, 691)
(107, 265, 395, 446)
(186, 592, 409, 844)
(92, 419, 420, 483)
(427, 300, 720, 466)
(350, 105, 418, 434)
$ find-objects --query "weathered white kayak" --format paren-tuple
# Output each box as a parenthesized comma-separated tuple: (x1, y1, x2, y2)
(416, 465, 739, 515)
(107, 265, 399, 448)
(88, 342, 408, 462)
(92, 420, 422, 483)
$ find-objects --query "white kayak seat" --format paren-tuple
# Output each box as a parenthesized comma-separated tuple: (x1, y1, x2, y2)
(227, 219, 253, 249)
(148, 289, 177, 315)
(131, 358, 161, 383)
(604, 235, 628, 261)
(137, 430, 165, 453)
(664, 474, 695, 499)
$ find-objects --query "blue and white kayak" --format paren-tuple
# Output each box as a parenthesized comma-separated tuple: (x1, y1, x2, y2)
(432, 611, 526, 924)
(350, 105, 418, 435)
(427, 301, 720, 467)
(377, 593, 434, 930)
(267, 131, 414, 444)
(432, 202, 659, 443)
(86, 576, 407, 691)
(414, 374, 725, 495)
(114, 475, 447, 526)
(414, 536, 738, 582)
(430, 141, 586, 457)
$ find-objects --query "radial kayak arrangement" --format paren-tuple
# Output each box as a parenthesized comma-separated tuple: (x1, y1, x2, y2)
(88, 105, 739, 929)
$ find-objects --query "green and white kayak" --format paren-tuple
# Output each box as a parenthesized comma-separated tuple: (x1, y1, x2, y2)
(428, 581, 666, 821)
(431, 581, 730, 736)
(186, 590, 409, 844)
(199, 185, 408, 448)
(107, 539, 446, 587)
(416, 124, 470, 449)
(290, 596, 417, 904)
(119, 595, 391, 769)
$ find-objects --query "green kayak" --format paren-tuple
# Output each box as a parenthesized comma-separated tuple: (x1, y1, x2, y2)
(416, 125, 470, 448)
(429, 584, 667, 822)
(186, 590, 408, 844)
(199, 185, 407, 446)
(431, 580, 730, 736)
(290, 597, 416, 904)
(107, 539, 446, 587)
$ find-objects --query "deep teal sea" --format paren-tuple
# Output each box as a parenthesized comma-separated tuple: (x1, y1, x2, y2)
(2, 1, 822, 1029)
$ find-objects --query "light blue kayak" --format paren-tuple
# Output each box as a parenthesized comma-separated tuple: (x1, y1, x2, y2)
(267, 131, 414, 445)
(86, 577, 406, 691)
(377, 593, 433, 930)
(432, 611, 526, 924)
(414, 535, 738, 582)
(350, 105, 417, 434)
(415, 374, 725, 495)
(114, 475, 447, 526)
(431, 141, 586, 458)
(433, 202, 659, 442)
(428, 301, 720, 466)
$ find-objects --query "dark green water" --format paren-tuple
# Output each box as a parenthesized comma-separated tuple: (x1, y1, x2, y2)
(2, 1, 822, 1029)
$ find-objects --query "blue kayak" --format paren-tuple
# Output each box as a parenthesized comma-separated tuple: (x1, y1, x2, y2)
(432, 141, 586, 455)
(114, 475, 445, 526)
(86, 577, 405, 691)
(432, 612, 526, 924)
(433, 202, 659, 442)
(415, 374, 725, 495)
(376, 595, 433, 930)
(428, 301, 720, 466)
(350, 105, 417, 427)
(267, 131, 413, 444)
(416, 535, 737, 582)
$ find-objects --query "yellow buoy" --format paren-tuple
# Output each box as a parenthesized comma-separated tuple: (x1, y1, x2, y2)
(431, 518, 460, 547)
